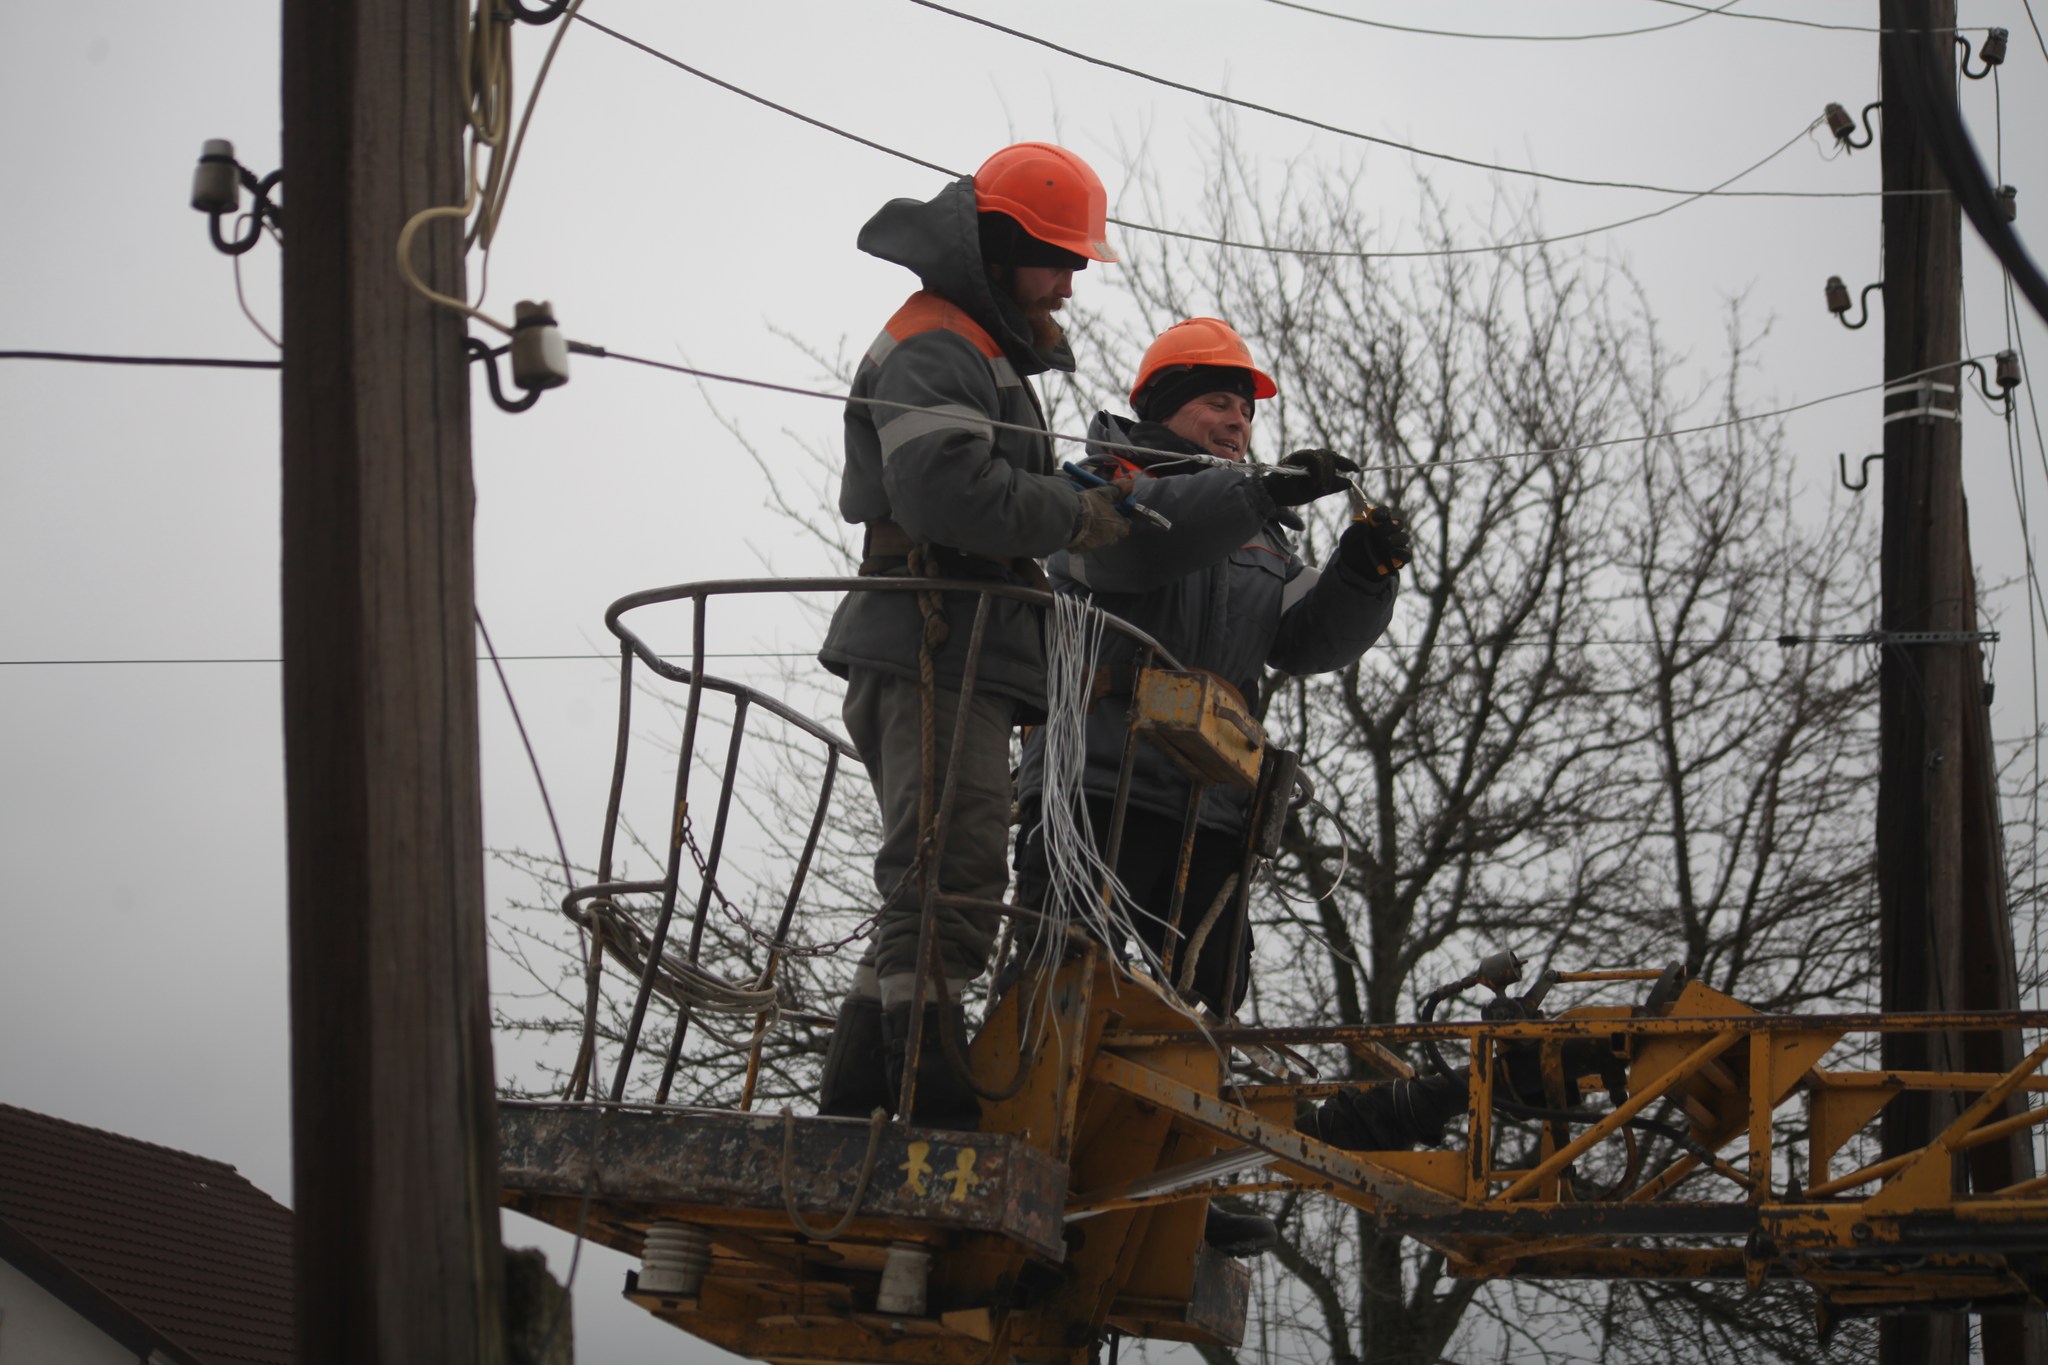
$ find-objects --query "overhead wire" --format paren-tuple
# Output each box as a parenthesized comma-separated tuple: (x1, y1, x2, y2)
(1642, 0, 1988, 33)
(902, 0, 1921, 199)
(591, 343, 2003, 477)
(477, 609, 577, 898)
(5, 336, 2002, 477)
(570, 15, 1879, 263)
(571, 15, 956, 177)
(1255, 0, 1739, 41)
(0, 350, 280, 370)
(230, 214, 282, 350)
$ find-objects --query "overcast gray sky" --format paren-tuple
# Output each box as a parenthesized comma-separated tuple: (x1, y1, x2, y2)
(5, 2, 2048, 1360)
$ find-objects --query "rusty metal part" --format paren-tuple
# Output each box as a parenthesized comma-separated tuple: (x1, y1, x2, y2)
(1108, 1009, 2048, 1049)
(499, 1102, 1069, 1261)
(1131, 667, 1263, 790)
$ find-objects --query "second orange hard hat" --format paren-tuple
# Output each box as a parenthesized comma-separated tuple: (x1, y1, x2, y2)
(1129, 317, 1278, 407)
(973, 142, 1118, 264)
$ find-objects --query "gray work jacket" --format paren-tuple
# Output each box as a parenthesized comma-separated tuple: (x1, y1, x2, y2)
(1019, 414, 1398, 833)
(818, 178, 1084, 714)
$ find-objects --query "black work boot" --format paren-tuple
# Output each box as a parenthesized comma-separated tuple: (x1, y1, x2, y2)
(1203, 1204, 1279, 1258)
(882, 1002, 983, 1131)
(818, 995, 894, 1119)
(1301, 1071, 1469, 1151)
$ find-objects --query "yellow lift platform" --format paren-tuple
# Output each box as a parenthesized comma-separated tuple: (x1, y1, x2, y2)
(502, 577, 2048, 1363)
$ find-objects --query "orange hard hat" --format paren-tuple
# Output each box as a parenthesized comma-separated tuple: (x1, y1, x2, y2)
(1129, 317, 1278, 407)
(973, 142, 1118, 264)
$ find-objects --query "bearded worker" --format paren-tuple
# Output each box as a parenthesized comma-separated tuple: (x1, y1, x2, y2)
(816, 143, 1130, 1131)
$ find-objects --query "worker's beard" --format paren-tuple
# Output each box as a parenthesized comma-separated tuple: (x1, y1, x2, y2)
(1021, 300, 1066, 352)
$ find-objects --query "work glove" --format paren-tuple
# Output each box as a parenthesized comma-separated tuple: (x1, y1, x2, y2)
(1066, 482, 1131, 554)
(1262, 448, 1360, 508)
(1338, 503, 1411, 577)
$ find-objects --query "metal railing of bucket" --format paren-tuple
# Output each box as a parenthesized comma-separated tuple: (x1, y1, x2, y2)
(559, 574, 1304, 1121)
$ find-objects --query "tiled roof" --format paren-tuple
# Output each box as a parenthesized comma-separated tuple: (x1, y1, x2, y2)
(0, 1104, 293, 1365)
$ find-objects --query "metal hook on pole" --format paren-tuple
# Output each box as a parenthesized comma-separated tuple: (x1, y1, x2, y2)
(1961, 350, 2023, 407)
(1839, 452, 1885, 493)
(1957, 28, 2008, 80)
(1826, 277, 1883, 330)
(1824, 101, 1881, 152)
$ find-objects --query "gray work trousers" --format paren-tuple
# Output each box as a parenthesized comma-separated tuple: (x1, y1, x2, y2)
(840, 668, 1013, 1007)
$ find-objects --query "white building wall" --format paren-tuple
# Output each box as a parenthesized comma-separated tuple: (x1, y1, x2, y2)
(0, 1255, 137, 1365)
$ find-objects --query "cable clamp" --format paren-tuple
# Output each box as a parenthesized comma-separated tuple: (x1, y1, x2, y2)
(1881, 378, 1959, 425)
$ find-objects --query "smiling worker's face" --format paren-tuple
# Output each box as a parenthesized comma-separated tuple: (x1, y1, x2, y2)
(1163, 391, 1255, 461)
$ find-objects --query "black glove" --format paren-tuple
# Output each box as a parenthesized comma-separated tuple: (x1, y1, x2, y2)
(1338, 504, 1411, 577)
(1262, 448, 1360, 508)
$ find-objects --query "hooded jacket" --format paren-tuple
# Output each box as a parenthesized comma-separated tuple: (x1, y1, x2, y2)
(818, 177, 1086, 712)
(1018, 413, 1398, 833)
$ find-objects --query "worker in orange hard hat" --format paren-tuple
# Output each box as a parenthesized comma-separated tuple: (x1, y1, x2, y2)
(816, 142, 1125, 1132)
(1012, 318, 1411, 1253)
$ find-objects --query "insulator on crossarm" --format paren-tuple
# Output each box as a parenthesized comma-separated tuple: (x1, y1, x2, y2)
(1825, 276, 1851, 315)
(1999, 185, 2018, 223)
(192, 139, 240, 215)
(1983, 27, 2009, 66)
(1824, 103, 1855, 142)
(637, 1222, 709, 1299)
(511, 299, 570, 392)
(1998, 350, 2022, 392)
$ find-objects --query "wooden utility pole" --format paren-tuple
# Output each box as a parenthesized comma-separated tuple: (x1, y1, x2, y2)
(1877, 5, 2040, 1361)
(280, 1, 506, 1362)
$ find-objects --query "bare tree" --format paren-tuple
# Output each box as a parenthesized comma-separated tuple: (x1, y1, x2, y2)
(1086, 133, 1887, 1363)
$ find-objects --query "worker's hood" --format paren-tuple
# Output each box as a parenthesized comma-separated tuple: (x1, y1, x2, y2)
(858, 177, 1076, 377)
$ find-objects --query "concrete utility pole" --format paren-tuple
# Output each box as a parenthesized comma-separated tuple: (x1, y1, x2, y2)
(280, 1, 506, 1361)
(1876, 4, 2040, 1361)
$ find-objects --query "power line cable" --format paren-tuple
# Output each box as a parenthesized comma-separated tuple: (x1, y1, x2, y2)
(1642, 0, 1986, 33)
(902, 0, 1921, 199)
(1256, 0, 1739, 41)
(1128, 119, 1829, 261)
(571, 15, 956, 177)
(587, 342, 2001, 476)
(477, 608, 577, 898)
(5, 336, 1995, 478)
(0, 652, 818, 666)
(0, 350, 280, 370)
(569, 16, 1864, 262)
(2024, 0, 2048, 63)
(230, 214, 282, 350)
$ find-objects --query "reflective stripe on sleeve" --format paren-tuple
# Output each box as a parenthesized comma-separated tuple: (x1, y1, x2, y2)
(877, 404, 996, 461)
(865, 329, 899, 368)
(988, 356, 1023, 389)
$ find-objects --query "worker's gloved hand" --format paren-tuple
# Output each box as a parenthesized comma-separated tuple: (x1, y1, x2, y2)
(1262, 448, 1360, 507)
(1066, 482, 1131, 554)
(1338, 504, 1411, 577)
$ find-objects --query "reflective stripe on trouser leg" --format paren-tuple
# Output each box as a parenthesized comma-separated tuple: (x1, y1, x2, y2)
(841, 668, 1011, 1008)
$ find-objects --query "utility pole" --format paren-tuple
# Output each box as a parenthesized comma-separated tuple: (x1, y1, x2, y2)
(1877, 4, 2040, 1361)
(280, 1, 506, 1362)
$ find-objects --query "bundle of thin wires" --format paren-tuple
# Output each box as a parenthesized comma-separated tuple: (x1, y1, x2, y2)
(1029, 594, 1163, 985)
(584, 898, 781, 1020)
